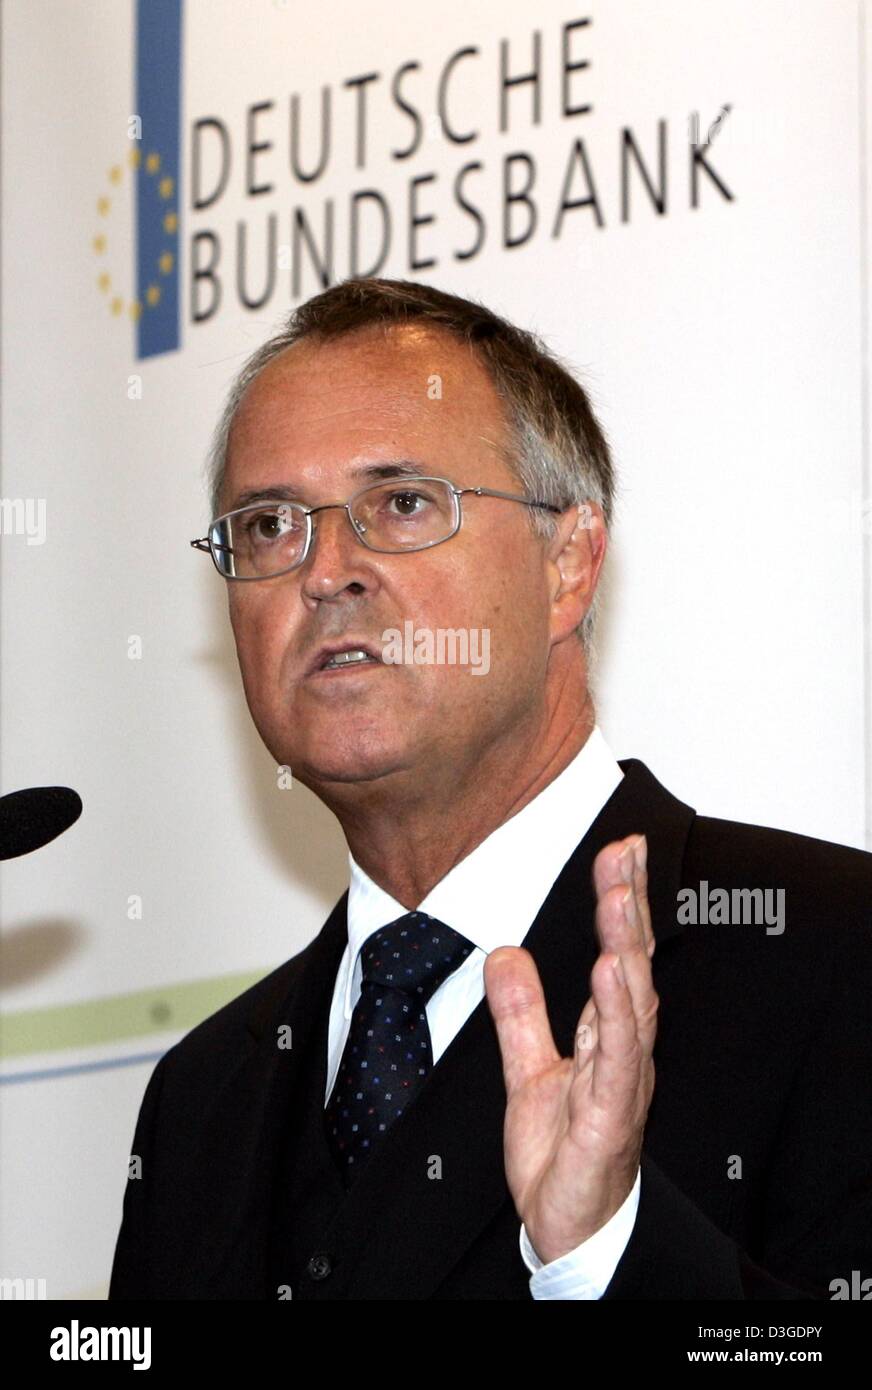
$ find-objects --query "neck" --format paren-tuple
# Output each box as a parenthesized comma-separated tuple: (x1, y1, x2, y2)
(330, 686, 597, 909)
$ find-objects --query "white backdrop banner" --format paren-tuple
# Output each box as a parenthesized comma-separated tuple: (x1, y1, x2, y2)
(1, 0, 870, 1298)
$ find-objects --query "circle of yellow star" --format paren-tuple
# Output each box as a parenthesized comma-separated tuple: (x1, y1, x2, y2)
(95, 147, 176, 322)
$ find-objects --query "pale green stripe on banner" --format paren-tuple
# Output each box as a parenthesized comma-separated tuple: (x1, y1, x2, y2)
(0, 970, 271, 1060)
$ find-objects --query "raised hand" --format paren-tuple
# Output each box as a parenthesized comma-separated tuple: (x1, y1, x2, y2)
(483, 834, 656, 1264)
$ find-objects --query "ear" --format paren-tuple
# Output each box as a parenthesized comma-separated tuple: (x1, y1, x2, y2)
(546, 502, 607, 642)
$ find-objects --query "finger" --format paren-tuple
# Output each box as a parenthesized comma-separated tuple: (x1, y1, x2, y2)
(593, 835, 653, 959)
(592, 837, 634, 902)
(574, 994, 598, 1070)
(594, 883, 659, 1055)
(483, 946, 561, 1097)
(576, 991, 597, 1029)
(630, 834, 654, 959)
(587, 951, 645, 1117)
(617, 881, 658, 1052)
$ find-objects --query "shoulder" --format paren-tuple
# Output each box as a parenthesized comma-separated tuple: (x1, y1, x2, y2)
(152, 939, 314, 1086)
(686, 812, 872, 906)
(678, 811, 872, 971)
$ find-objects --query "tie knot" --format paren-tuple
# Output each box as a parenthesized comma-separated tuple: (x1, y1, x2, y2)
(360, 911, 474, 1003)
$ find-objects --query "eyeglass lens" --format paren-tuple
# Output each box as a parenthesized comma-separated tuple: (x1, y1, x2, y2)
(209, 478, 458, 577)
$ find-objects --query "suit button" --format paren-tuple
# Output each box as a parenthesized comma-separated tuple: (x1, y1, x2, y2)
(306, 1253, 333, 1281)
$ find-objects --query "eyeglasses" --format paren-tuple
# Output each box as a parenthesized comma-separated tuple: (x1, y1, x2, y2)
(190, 475, 565, 580)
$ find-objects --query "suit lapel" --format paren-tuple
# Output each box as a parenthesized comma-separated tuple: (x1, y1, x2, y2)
(197, 756, 695, 1299)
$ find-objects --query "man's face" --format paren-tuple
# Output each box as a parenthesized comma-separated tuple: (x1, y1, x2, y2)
(221, 324, 581, 798)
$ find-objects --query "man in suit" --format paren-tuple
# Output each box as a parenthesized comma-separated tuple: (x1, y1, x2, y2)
(109, 277, 872, 1300)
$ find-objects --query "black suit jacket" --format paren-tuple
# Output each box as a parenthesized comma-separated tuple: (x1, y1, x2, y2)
(108, 758, 872, 1299)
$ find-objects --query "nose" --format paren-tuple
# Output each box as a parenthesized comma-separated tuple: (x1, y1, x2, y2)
(299, 503, 377, 604)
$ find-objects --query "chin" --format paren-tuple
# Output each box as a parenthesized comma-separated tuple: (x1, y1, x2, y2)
(289, 738, 408, 787)
(300, 758, 403, 788)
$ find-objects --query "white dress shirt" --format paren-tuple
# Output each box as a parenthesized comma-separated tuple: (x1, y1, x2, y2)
(324, 724, 642, 1299)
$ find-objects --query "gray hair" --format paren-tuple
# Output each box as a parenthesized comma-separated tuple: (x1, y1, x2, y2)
(205, 277, 615, 659)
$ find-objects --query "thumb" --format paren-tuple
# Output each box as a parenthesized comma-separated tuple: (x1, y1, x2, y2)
(483, 946, 560, 1097)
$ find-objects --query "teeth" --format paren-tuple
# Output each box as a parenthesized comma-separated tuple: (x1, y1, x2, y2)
(324, 649, 373, 668)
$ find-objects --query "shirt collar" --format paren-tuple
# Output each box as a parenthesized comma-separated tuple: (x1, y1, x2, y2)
(343, 725, 623, 1018)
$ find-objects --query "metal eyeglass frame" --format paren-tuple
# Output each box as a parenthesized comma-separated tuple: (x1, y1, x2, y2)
(189, 475, 565, 580)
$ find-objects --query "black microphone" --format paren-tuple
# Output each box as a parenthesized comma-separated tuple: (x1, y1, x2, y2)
(0, 786, 83, 860)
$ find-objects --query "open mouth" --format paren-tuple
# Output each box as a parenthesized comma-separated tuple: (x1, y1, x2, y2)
(316, 647, 381, 673)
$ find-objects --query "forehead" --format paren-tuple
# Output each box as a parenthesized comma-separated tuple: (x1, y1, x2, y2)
(225, 324, 511, 479)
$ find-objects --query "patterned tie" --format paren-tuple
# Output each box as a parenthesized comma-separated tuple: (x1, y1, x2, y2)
(325, 910, 475, 1186)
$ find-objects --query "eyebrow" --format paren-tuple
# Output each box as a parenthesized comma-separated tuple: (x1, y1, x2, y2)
(226, 460, 429, 512)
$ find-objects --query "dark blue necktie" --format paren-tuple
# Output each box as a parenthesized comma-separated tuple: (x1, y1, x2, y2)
(325, 910, 475, 1186)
